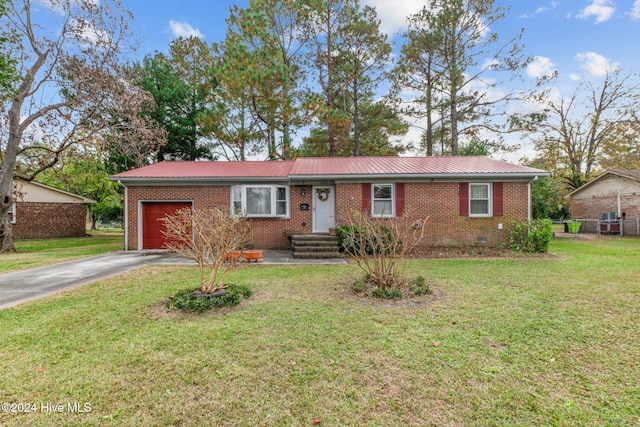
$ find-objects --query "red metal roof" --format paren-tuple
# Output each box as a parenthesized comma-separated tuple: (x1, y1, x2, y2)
(289, 156, 542, 176)
(111, 157, 546, 181)
(113, 161, 295, 179)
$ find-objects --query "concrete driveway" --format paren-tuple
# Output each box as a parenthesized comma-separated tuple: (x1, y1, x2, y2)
(0, 252, 187, 310)
(0, 250, 347, 310)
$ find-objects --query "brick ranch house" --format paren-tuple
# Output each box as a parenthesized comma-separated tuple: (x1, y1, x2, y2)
(8, 180, 95, 239)
(566, 169, 640, 235)
(110, 156, 548, 250)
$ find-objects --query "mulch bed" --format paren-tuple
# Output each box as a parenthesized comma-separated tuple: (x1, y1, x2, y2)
(410, 246, 512, 258)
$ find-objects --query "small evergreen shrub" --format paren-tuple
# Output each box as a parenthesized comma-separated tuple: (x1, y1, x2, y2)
(352, 275, 432, 299)
(509, 219, 553, 253)
(410, 276, 432, 295)
(352, 278, 365, 293)
(372, 287, 403, 300)
(166, 284, 252, 313)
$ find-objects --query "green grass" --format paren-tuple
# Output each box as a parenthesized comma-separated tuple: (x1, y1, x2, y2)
(1, 237, 639, 426)
(0, 231, 124, 273)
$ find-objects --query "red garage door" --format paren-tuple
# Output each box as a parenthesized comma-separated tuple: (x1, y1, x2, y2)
(141, 202, 192, 249)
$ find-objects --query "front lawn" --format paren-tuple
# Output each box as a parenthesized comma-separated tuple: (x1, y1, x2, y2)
(0, 237, 638, 426)
(0, 231, 123, 273)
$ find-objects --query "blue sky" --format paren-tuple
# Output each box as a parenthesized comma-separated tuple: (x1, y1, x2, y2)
(128, 0, 640, 81)
(123, 1, 640, 159)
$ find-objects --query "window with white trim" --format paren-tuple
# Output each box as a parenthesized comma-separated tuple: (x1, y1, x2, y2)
(231, 185, 290, 217)
(469, 183, 491, 216)
(373, 184, 394, 217)
(7, 203, 16, 224)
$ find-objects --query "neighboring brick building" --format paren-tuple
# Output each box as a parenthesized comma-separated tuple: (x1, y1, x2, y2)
(9, 180, 95, 239)
(111, 157, 548, 250)
(566, 170, 640, 235)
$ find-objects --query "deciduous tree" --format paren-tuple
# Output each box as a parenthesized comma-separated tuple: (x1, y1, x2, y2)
(161, 208, 250, 294)
(519, 70, 640, 190)
(0, 0, 18, 100)
(339, 208, 427, 292)
(39, 146, 122, 229)
(0, 0, 163, 252)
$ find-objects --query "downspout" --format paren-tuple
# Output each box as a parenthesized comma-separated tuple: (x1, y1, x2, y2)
(617, 188, 621, 218)
(528, 176, 538, 220)
(617, 188, 623, 236)
(118, 180, 128, 251)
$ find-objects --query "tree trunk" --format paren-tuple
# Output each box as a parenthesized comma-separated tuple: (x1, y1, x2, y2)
(352, 85, 360, 157)
(0, 201, 17, 253)
(425, 89, 433, 156)
(328, 128, 337, 157)
(90, 212, 98, 230)
(450, 95, 459, 156)
(0, 168, 16, 253)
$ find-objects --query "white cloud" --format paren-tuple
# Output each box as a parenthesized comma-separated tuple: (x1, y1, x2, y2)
(576, 51, 619, 76)
(362, 0, 493, 40)
(469, 76, 506, 104)
(36, 0, 100, 15)
(475, 16, 491, 39)
(577, 0, 615, 23)
(569, 73, 582, 81)
(631, 1, 640, 19)
(527, 56, 556, 79)
(535, 1, 559, 14)
(544, 86, 563, 106)
(361, 0, 428, 36)
(483, 58, 500, 71)
(168, 20, 204, 39)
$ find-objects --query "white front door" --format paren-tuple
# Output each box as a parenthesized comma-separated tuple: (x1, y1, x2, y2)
(313, 186, 336, 233)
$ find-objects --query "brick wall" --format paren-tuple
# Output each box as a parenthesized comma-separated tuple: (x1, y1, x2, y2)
(571, 195, 640, 220)
(126, 181, 530, 250)
(127, 185, 313, 250)
(14, 202, 87, 239)
(335, 182, 529, 246)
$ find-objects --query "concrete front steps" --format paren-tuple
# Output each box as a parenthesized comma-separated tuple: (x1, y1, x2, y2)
(291, 234, 343, 259)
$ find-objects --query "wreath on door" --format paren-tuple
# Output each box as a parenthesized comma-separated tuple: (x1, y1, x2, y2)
(317, 189, 329, 201)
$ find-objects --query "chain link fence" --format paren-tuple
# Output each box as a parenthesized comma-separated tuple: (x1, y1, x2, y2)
(557, 219, 640, 237)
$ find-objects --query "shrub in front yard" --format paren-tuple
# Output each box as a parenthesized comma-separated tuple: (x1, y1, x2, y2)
(161, 207, 250, 294)
(509, 219, 553, 253)
(338, 225, 396, 255)
(409, 276, 432, 295)
(166, 284, 253, 313)
(372, 287, 403, 300)
(352, 275, 432, 299)
(339, 209, 428, 293)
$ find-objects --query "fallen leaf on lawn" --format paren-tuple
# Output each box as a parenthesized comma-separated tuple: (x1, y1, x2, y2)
(432, 341, 440, 347)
